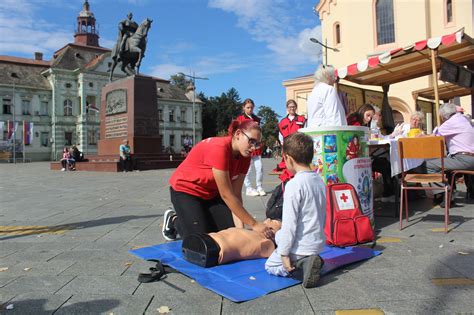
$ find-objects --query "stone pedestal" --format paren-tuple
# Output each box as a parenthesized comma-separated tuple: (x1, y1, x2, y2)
(98, 75, 161, 156)
(51, 75, 185, 172)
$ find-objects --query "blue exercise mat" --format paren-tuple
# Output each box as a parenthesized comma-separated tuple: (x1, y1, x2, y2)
(130, 241, 381, 302)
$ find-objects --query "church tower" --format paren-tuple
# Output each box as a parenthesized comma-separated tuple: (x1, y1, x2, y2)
(74, 0, 100, 47)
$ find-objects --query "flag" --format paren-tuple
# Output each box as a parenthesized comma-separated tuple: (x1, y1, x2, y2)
(23, 121, 34, 145)
(7, 120, 18, 140)
(87, 104, 100, 113)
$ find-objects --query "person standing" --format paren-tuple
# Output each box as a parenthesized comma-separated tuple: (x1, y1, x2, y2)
(237, 98, 266, 196)
(162, 120, 273, 240)
(119, 139, 132, 172)
(306, 65, 347, 127)
(274, 99, 306, 173)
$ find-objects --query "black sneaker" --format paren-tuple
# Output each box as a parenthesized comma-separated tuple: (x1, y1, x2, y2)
(295, 255, 323, 288)
(162, 209, 177, 241)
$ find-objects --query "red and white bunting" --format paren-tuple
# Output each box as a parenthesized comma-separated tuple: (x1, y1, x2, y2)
(336, 29, 464, 79)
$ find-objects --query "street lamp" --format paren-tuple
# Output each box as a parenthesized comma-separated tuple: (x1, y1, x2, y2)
(178, 72, 208, 147)
(10, 73, 19, 164)
(310, 38, 339, 66)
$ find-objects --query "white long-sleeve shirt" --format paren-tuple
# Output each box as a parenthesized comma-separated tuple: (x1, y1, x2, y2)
(275, 171, 326, 256)
(306, 82, 347, 127)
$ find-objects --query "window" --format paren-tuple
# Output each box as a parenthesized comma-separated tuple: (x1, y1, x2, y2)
(181, 110, 186, 122)
(194, 111, 198, 123)
(41, 132, 49, 147)
(169, 134, 175, 147)
(64, 99, 73, 116)
(40, 101, 48, 115)
(22, 99, 31, 115)
(334, 23, 341, 45)
(375, 0, 395, 45)
(158, 109, 163, 121)
(3, 98, 12, 114)
(446, 0, 453, 23)
(65, 132, 73, 146)
(88, 129, 97, 145)
(169, 110, 175, 122)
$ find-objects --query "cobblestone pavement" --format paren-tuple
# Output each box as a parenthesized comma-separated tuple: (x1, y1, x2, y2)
(0, 160, 473, 314)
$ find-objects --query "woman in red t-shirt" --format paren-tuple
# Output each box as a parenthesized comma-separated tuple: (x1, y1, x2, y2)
(347, 104, 375, 127)
(162, 120, 273, 241)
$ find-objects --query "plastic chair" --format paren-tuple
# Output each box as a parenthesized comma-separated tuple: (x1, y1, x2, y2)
(398, 137, 450, 232)
(449, 170, 474, 203)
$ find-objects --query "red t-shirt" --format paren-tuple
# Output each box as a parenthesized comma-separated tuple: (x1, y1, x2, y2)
(169, 136, 251, 200)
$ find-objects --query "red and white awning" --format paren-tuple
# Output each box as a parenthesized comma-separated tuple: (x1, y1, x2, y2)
(335, 29, 471, 84)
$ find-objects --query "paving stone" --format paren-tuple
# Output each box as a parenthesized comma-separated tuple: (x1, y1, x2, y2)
(55, 275, 139, 295)
(0, 261, 74, 277)
(304, 275, 375, 311)
(55, 294, 153, 315)
(222, 284, 313, 314)
(0, 276, 75, 295)
(1, 161, 473, 313)
(59, 260, 131, 276)
(3, 293, 72, 315)
(138, 273, 221, 315)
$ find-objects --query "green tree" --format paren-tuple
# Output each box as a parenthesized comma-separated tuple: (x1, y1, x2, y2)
(201, 88, 242, 138)
(257, 106, 280, 149)
(170, 73, 192, 91)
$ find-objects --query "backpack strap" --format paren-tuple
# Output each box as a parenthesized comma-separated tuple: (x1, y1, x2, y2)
(137, 260, 177, 283)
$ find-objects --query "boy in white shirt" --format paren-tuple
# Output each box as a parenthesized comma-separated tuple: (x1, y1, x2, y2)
(265, 132, 326, 288)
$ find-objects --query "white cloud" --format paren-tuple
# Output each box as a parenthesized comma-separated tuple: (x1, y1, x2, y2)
(149, 54, 248, 80)
(0, 1, 74, 57)
(208, 0, 322, 71)
(149, 63, 189, 80)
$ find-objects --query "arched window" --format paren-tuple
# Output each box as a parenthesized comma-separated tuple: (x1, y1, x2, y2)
(334, 23, 341, 45)
(375, 0, 395, 45)
(64, 99, 73, 116)
(446, 0, 453, 23)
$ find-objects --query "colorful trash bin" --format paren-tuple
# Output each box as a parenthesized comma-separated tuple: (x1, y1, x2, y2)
(300, 126, 373, 221)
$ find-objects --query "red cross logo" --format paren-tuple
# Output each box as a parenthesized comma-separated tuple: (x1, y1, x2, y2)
(340, 193, 349, 203)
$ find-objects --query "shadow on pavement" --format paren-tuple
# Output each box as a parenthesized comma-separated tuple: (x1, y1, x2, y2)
(0, 214, 161, 241)
(1, 298, 121, 314)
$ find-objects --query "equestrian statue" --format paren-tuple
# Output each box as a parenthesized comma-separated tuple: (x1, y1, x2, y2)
(110, 13, 152, 81)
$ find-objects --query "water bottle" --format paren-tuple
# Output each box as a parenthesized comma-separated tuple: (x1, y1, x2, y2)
(370, 119, 380, 139)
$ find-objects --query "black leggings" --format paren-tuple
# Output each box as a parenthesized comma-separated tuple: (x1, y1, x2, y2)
(170, 187, 235, 239)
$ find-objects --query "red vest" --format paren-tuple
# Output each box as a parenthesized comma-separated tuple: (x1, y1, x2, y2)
(236, 114, 262, 156)
(278, 115, 306, 139)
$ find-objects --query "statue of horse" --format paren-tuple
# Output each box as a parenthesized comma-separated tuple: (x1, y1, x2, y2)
(109, 18, 153, 81)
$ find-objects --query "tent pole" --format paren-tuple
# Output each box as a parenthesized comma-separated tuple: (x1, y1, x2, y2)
(430, 49, 441, 126)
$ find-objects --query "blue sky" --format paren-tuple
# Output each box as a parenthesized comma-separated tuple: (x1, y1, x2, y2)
(0, 0, 323, 117)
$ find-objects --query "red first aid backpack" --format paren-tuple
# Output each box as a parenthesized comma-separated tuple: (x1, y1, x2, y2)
(324, 183, 374, 247)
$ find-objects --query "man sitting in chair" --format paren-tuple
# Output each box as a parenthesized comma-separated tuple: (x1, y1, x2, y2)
(426, 103, 474, 206)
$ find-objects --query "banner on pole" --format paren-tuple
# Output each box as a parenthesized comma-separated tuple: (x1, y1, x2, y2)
(23, 121, 34, 145)
(7, 120, 18, 140)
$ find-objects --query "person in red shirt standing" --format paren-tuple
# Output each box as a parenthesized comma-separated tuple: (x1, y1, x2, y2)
(236, 98, 266, 196)
(275, 99, 306, 174)
(162, 119, 273, 241)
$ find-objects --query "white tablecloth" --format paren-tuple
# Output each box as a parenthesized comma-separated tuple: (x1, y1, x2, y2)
(369, 139, 424, 177)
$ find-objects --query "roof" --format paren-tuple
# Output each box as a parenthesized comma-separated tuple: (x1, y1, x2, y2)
(0, 55, 50, 67)
(413, 83, 473, 101)
(0, 60, 50, 89)
(337, 29, 474, 86)
(156, 80, 191, 101)
(52, 43, 110, 70)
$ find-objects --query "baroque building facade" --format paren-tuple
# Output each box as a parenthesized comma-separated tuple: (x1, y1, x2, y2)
(0, 1, 200, 161)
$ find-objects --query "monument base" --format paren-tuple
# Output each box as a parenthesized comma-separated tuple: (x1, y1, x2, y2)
(51, 75, 183, 172)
